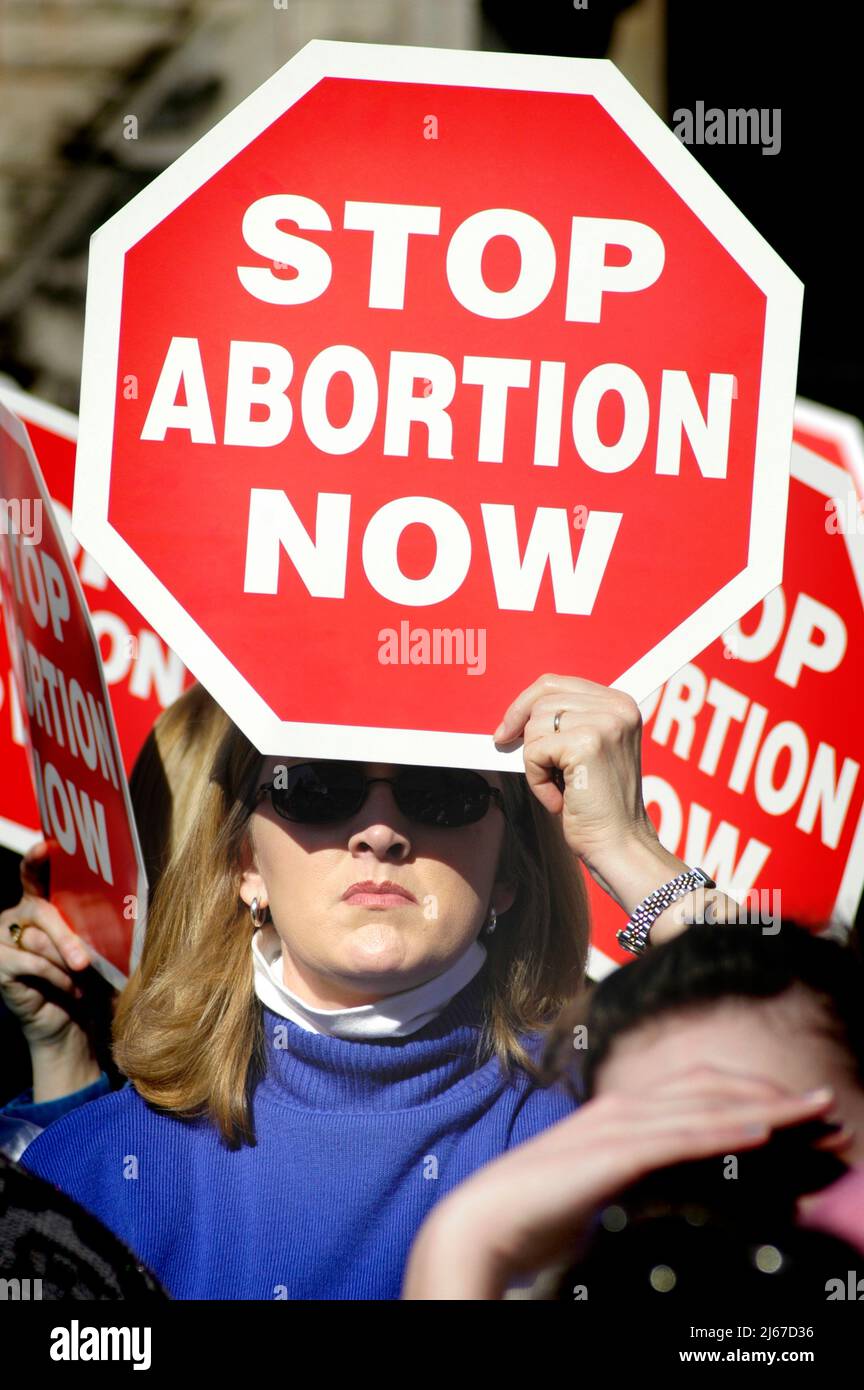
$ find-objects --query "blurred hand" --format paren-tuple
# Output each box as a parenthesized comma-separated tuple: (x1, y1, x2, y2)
(403, 1065, 839, 1299)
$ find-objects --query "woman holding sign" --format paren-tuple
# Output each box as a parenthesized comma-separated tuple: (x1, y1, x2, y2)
(18, 674, 734, 1300)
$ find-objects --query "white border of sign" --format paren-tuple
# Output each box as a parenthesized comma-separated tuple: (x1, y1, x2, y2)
(795, 396, 864, 500)
(588, 440, 864, 978)
(0, 383, 78, 443)
(0, 384, 79, 853)
(0, 400, 148, 989)
(73, 39, 803, 767)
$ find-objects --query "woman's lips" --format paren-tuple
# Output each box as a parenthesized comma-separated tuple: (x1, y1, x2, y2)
(341, 881, 417, 906)
(343, 892, 414, 907)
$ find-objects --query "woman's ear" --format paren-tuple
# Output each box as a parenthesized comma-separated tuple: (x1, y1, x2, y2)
(492, 876, 517, 917)
(238, 834, 267, 909)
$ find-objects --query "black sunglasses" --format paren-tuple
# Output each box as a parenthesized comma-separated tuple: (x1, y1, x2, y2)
(254, 761, 506, 828)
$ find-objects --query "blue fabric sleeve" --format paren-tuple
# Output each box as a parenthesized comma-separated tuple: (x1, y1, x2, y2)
(0, 1070, 113, 1127)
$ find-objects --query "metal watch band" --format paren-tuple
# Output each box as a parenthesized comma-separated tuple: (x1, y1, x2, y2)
(616, 866, 717, 957)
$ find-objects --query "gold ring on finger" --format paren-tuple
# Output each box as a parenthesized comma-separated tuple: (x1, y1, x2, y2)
(553, 709, 565, 734)
(8, 922, 25, 948)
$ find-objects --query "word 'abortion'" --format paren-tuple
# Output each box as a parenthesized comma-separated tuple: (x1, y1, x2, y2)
(139, 199, 735, 478)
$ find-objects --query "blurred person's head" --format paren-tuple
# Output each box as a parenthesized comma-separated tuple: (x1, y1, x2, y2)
(541, 923, 864, 1305)
(114, 720, 589, 1145)
(546, 922, 864, 1160)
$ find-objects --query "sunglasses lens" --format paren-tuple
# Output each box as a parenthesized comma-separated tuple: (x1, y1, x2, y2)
(271, 763, 363, 822)
(265, 764, 495, 827)
(396, 768, 491, 827)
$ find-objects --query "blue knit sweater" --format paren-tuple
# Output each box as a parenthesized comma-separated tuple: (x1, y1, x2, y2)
(20, 974, 579, 1299)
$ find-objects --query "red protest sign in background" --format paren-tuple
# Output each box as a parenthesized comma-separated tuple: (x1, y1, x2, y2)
(0, 401, 147, 986)
(72, 41, 801, 768)
(587, 437, 864, 978)
(794, 396, 864, 501)
(0, 383, 191, 855)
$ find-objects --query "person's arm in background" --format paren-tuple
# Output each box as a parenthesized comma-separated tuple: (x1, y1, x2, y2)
(0, 1072, 112, 1161)
(0, 994, 111, 1158)
(1, 1046, 111, 1121)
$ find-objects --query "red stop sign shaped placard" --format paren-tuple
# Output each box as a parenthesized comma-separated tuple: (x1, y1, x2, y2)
(73, 42, 802, 767)
(586, 439, 864, 978)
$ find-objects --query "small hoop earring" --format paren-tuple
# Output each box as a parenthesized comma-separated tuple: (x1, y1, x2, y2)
(484, 906, 497, 936)
(250, 897, 268, 929)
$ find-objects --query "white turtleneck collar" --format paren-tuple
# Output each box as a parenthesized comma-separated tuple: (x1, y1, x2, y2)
(251, 923, 488, 1040)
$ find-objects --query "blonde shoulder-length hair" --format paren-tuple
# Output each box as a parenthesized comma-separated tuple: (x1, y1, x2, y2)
(114, 722, 590, 1146)
(128, 681, 232, 893)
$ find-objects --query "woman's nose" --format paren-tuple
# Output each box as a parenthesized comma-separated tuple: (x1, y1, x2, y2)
(346, 782, 412, 857)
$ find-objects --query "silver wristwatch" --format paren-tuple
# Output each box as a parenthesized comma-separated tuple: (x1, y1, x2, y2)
(616, 866, 716, 956)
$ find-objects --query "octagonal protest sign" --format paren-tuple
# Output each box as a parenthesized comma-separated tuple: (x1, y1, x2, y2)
(72, 40, 802, 769)
(586, 439, 864, 979)
(0, 383, 192, 855)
